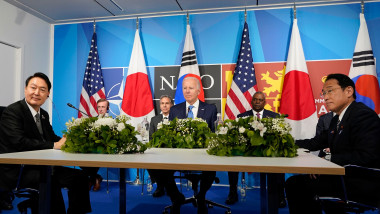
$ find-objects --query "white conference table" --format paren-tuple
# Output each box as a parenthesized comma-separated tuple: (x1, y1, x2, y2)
(0, 148, 344, 214)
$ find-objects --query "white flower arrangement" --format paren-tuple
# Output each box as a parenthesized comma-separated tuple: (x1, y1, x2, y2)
(149, 117, 212, 149)
(62, 115, 146, 154)
(207, 115, 297, 157)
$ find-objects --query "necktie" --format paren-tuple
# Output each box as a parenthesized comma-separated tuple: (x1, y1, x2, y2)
(336, 119, 341, 131)
(163, 117, 168, 122)
(188, 105, 194, 119)
(35, 113, 43, 136)
(256, 113, 261, 119)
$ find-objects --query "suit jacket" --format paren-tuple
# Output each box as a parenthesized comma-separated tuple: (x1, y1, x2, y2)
(169, 101, 217, 132)
(237, 109, 279, 118)
(296, 101, 380, 168)
(0, 99, 61, 189)
(315, 112, 334, 157)
(149, 114, 164, 140)
(316, 111, 334, 136)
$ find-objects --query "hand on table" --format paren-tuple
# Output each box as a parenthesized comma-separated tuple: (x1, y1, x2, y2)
(54, 136, 66, 150)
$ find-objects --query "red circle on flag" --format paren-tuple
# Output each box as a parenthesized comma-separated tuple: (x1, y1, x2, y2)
(356, 75, 380, 114)
(121, 73, 154, 117)
(279, 70, 316, 120)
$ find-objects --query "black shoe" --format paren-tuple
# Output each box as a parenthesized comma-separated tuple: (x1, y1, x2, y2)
(0, 199, 13, 210)
(225, 192, 238, 205)
(17, 198, 38, 213)
(278, 198, 287, 208)
(152, 186, 165, 197)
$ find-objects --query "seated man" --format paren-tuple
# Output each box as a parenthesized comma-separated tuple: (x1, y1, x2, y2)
(81, 98, 109, 191)
(286, 73, 380, 214)
(0, 72, 92, 214)
(315, 111, 334, 158)
(148, 95, 174, 197)
(96, 98, 109, 118)
(155, 77, 217, 214)
(226, 91, 285, 207)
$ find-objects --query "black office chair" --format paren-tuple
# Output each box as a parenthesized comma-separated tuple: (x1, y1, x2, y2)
(163, 171, 231, 214)
(13, 166, 39, 214)
(318, 165, 380, 214)
(0, 106, 15, 211)
(0, 106, 39, 214)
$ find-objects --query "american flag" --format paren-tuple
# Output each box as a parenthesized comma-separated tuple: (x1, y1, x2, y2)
(78, 32, 106, 118)
(225, 22, 257, 120)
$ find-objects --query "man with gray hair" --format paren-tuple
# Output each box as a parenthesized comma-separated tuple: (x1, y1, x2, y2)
(158, 77, 217, 214)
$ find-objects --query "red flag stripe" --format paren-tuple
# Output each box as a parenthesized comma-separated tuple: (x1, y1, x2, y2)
(228, 89, 247, 115)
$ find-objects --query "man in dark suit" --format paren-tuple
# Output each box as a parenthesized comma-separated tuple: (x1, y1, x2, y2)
(149, 95, 173, 140)
(315, 111, 334, 158)
(0, 73, 91, 214)
(286, 73, 380, 214)
(81, 98, 110, 192)
(160, 76, 217, 214)
(225, 92, 285, 207)
(148, 95, 174, 197)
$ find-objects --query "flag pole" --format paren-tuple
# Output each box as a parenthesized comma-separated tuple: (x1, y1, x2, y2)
(361, 0, 364, 14)
(132, 15, 145, 186)
(293, 2, 297, 19)
(244, 8, 247, 22)
(93, 19, 96, 33)
(186, 11, 189, 25)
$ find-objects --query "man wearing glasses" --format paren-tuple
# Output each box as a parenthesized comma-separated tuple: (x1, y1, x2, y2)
(286, 73, 380, 213)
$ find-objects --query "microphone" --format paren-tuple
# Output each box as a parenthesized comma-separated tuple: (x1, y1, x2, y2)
(283, 114, 289, 118)
(67, 103, 89, 117)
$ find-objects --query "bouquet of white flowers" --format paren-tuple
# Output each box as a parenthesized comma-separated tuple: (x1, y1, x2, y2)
(148, 117, 214, 149)
(62, 115, 147, 154)
(206, 116, 297, 157)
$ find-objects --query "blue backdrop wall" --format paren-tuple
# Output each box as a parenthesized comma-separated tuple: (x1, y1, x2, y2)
(52, 2, 380, 183)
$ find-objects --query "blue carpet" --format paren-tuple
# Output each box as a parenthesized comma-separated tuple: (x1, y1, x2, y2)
(2, 182, 379, 214)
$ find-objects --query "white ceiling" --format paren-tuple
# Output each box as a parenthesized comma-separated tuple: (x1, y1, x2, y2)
(4, 0, 368, 24)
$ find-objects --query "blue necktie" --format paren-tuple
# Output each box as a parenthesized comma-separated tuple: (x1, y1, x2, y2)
(188, 105, 194, 119)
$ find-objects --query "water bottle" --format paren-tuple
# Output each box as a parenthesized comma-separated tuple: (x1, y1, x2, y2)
(141, 117, 149, 142)
(146, 176, 153, 194)
(214, 113, 223, 131)
(240, 178, 247, 200)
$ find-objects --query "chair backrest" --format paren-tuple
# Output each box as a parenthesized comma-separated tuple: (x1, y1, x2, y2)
(0, 106, 6, 119)
(345, 165, 380, 206)
(345, 164, 380, 179)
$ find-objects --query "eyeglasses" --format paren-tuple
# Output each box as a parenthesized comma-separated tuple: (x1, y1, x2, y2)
(252, 98, 264, 102)
(320, 87, 341, 98)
